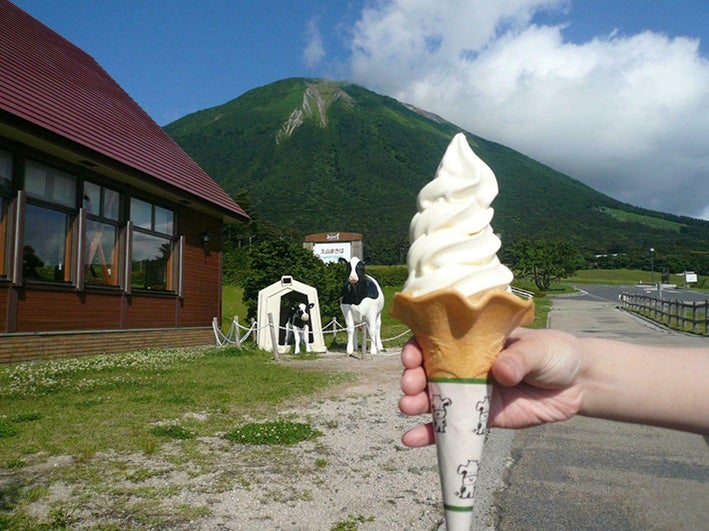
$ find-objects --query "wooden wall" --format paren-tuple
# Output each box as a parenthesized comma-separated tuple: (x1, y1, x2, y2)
(0, 210, 228, 362)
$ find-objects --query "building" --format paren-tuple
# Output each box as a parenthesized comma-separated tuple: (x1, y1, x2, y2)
(0, 1, 249, 362)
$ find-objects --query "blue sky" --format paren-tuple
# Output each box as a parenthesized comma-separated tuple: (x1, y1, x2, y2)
(12, 0, 709, 220)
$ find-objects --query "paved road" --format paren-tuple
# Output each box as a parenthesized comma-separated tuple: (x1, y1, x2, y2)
(488, 293, 709, 531)
(573, 283, 709, 304)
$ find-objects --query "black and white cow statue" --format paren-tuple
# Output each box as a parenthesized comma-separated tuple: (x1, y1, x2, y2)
(339, 257, 385, 355)
(285, 302, 314, 354)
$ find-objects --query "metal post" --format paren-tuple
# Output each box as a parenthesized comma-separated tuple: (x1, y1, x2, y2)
(267, 312, 279, 360)
(649, 247, 655, 287)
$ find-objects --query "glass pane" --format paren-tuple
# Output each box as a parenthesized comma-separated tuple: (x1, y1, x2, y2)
(131, 232, 170, 290)
(154, 205, 174, 235)
(0, 149, 11, 196)
(23, 203, 70, 282)
(83, 181, 101, 215)
(53, 171, 76, 207)
(25, 162, 49, 201)
(130, 198, 152, 230)
(25, 161, 76, 207)
(103, 187, 120, 221)
(85, 220, 119, 286)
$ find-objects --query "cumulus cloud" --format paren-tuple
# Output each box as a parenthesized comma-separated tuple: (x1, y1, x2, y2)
(346, 0, 709, 219)
(303, 17, 326, 68)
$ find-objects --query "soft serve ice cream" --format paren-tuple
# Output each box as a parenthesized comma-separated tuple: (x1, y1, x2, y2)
(403, 132, 512, 298)
(390, 133, 534, 531)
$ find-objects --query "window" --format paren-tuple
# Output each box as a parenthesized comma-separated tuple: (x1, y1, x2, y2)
(23, 203, 73, 282)
(83, 181, 120, 286)
(23, 161, 77, 283)
(130, 198, 176, 291)
(0, 149, 12, 278)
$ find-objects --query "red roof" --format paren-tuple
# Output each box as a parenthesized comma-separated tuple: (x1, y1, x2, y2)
(0, 1, 248, 222)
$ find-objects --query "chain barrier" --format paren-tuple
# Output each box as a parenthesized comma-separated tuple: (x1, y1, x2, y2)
(213, 315, 411, 352)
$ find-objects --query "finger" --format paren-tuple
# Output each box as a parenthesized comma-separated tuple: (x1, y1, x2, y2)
(492, 351, 526, 387)
(400, 338, 423, 369)
(400, 366, 427, 395)
(401, 423, 435, 448)
(492, 330, 543, 386)
(399, 391, 430, 416)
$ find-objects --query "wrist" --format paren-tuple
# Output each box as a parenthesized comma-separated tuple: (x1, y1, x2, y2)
(575, 337, 616, 419)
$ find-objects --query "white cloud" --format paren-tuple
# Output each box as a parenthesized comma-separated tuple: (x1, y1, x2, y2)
(303, 18, 326, 68)
(346, 0, 709, 219)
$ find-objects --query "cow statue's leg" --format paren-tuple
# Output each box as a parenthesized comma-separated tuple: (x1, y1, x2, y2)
(293, 326, 301, 354)
(367, 314, 383, 355)
(303, 324, 311, 353)
(343, 309, 356, 355)
(285, 322, 293, 350)
(374, 311, 384, 353)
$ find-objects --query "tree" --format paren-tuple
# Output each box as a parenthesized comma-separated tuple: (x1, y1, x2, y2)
(242, 239, 343, 321)
(511, 239, 585, 291)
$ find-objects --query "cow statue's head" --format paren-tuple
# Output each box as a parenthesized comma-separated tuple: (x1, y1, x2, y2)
(339, 256, 366, 285)
(291, 302, 314, 324)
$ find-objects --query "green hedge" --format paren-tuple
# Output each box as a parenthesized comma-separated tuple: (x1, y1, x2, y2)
(368, 265, 408, 287)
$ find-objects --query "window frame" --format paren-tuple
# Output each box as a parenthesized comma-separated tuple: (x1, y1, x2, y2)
(128, 196, 179, 293)
(82, 180, 122, 289)
(0, 148, 13, 279)
(21, 160, 79, 286)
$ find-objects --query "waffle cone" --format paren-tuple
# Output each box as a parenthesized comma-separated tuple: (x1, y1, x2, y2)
(390, 288, 534, 379)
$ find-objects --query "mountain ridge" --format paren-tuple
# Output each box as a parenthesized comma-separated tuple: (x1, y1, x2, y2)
(164, 77, 709, 269)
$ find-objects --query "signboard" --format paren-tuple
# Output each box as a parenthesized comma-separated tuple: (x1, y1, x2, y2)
(685, 271, 698, 283)
(313, 242, 351, 263)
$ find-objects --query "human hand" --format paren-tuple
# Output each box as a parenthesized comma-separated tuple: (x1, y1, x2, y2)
(399, 328, 585, 447)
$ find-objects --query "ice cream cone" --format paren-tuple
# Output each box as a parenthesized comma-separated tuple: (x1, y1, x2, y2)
(390, 288, 534, 379)
(391, 288, 533, 530)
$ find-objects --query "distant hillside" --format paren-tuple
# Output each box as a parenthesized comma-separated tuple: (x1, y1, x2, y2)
(165, 78, 709, 268)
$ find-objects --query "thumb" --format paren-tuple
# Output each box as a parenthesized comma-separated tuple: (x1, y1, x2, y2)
(492, 329, 549, 387)
(492, 348, 529, 387)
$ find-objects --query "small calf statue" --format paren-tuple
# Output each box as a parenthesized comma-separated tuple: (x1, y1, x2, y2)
(285, 302, 314, 354)
(339, 257, 385, 355)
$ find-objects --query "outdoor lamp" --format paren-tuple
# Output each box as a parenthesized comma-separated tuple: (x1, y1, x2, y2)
(200, 231, 212, 246)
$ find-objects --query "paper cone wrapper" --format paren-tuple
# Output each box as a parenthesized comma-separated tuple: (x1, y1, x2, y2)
(390, 288, 534, 530)
(429, 379, 490, 530)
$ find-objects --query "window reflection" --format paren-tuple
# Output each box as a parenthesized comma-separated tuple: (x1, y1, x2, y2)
(130, 198, 152, 230)
(25, 161, 76, 207)
(83, 181, 101, 216)
(103, 188, 120, 220)
(0, 149, 12, 278)
(0, 150, 12, 196)
(154, 206, 173, 235)
(85, 220, 119, 286)
(23, 204, 71, 282)
(131, 231, 170, 290)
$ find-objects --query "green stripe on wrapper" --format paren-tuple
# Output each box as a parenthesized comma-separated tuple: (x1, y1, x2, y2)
(428, 376, 492, 384)
(444, 504, 474, 512)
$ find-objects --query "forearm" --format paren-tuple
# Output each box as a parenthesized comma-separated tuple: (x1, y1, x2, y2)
(578, 338, 709, 434)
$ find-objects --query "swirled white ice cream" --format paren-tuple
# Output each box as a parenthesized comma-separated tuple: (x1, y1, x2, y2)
(402, 133, 513, 298)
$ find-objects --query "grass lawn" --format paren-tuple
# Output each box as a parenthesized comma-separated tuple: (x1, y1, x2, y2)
(0, 345, 345, 463)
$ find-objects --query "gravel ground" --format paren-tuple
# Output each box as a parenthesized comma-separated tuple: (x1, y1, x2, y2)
(200, 351, 444, 530)
(16, 351, 511, 530)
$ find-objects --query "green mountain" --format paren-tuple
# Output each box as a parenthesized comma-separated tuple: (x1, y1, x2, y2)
(165, 78, 709, 270)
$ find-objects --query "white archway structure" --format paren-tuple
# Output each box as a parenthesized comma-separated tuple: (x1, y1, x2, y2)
(257, 276, 326, 354)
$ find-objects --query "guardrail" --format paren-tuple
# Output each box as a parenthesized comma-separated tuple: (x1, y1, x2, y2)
(619, 292, 709, 335)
